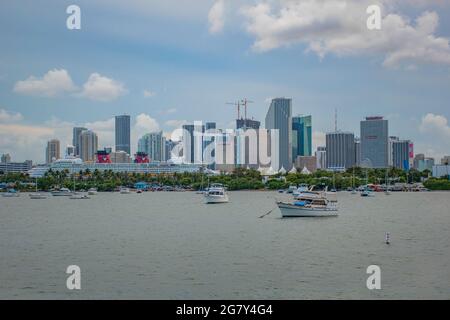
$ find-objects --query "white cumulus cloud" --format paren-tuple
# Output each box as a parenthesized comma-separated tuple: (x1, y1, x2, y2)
(419, 113, 450, 138)
(0, 109, 23, 122)
(241, 0, 450, 68)
(13, 69, 77, 97)
(208, 0, 225, 34)
(80, 73, 127, 102)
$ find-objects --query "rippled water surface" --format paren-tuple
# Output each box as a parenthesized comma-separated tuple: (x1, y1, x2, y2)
(0, 191, 449, 299)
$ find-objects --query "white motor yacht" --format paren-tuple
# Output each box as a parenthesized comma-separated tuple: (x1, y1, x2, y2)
(51, 188, 72, 196)
(204, 184, 229, 204)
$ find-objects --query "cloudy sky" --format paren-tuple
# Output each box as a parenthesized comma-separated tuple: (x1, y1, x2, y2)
(1, 0, 450, 163)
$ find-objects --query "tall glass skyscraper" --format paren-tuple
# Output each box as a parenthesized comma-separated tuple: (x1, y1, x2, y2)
(73, 127, 87, 157)
(292, 115, 312, 158)
(360, 116, 389, 168)
(115, 115, 131, 154)
(138, 131, 166, 161)
(325, 131, 355, 170)
(265, 98, 292, 170)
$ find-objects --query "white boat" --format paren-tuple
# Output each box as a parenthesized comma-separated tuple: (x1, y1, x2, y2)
(361, 189, 375, 197)
(286, 185, 297, 194)
(69, 194, 90, 200)
(277, 199, 338, 217)
(51, 188, 72, 196)
(88, 188, 98, 195)
(293, 184, 309, 196)
(204, 184, 229, 204)
(119, 187, 131, 194)
(2, 189, 20, 197)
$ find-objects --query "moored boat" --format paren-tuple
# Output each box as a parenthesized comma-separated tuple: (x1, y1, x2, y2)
(88, 188, 98, 195)
(204, 183, 229, 204)
(277, 199, 338, 217)
(2, 189, 20, 197)
(51, 188, 72, 196)
(119, 187, 131, 194)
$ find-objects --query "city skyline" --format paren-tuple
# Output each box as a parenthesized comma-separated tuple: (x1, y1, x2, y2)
(1, 1, 450, 162)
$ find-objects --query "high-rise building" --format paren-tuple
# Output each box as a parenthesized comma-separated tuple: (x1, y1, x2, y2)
(46, 139, 60, 164)
(392, 139, 413, 170)
(265, 98, 292, 170)
(292, 115, 312, 158)
(79, 130, 98, 162)
(138, 131, 166, 162)
(315, 146, 326, 169)
(413, 153, 425, 170)
(115, 115, 131, 154)
(441, 156, 450, 165)
(182, 122, 206, 164)
(73, 127, 87, 157)
(326, 132, 355, 170)
(165, 140, 177, 162)
(236, 118, 260, 130)
(1, 153, 11, 163)
(354, 138, 361, 167)
(418, 158, 434, 172)
(66, 145, 75, 157)
(360, 116, 389, 168)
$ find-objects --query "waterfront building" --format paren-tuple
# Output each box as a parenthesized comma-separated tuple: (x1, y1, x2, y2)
(295, 156, 317, 173)
(325, 131, 355, 170)
(265, 98, 292, 170)
(360, 116, 389, 168)
(414, 154, 425, 170)
(182, 122, 206, 164)
(45, 158, 202, 175)
(115, 115, 131, 154)
(315, 146, 326, 169)
(0, 160, 32, 174)
(441, 156, 450, 165)
(432, 165, 450, 178)
(354, 138, 361, 167)
(45, 139, 60, 164)
(79, 130, 98, 162)
(138, 131, 166, 162)
(292, 115, 312, 158)
(73, 127, 87, 157)
(418, 158, 435, 172)
(392, 139, 413, 170)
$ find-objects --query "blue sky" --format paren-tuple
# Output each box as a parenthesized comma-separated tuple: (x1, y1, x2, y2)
(1, 0, 450, 163)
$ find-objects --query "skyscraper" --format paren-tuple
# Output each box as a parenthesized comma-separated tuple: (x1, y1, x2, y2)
(360, 116, 389, 168)
(236, 118, 260, 130)
(315, 146, 327, 169)
(138, 131, 166, 162)
(73, 127, 87, 157)
(354, 138, 361, 167)
(265, 98, 292, 170)
(392, 139, 413, 170)
(182, 122, 205, 164)
(79, 130, 98, 162)
(115, 115, 131, 154)
(325, 132, 355, 170)
(46, 139, 60, 164)
(292, 115, 312, 158)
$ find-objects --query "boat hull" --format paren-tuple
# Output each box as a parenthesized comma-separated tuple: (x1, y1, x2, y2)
(277, 202, 338, 217)
(204, 194, 229, 204)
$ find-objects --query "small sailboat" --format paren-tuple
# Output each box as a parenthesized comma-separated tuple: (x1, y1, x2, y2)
(29, 177, 47, 199)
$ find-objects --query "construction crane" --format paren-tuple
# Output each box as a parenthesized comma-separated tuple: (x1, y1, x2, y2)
(226, 101, 241, 119)
(240, 98, 254, 120)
